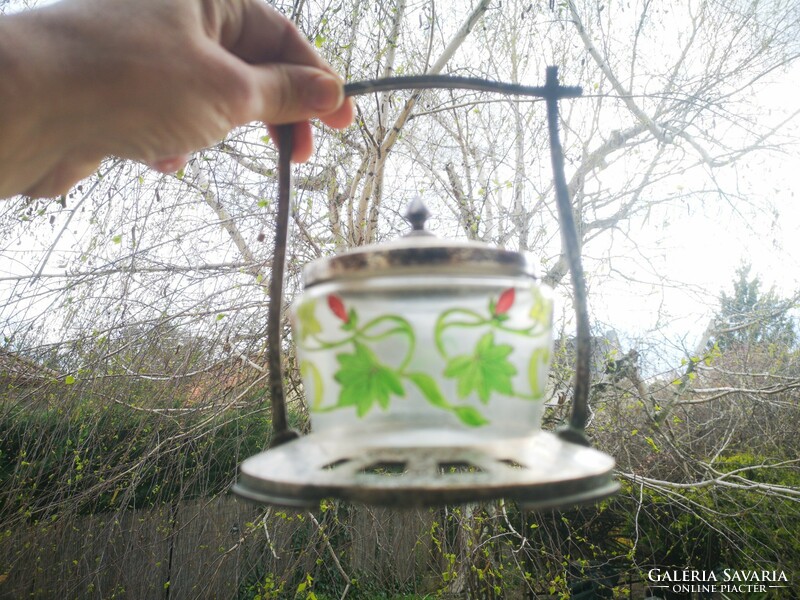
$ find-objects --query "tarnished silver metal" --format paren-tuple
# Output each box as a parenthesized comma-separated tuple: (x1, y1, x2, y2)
(233, 428, 618, 509)
(404, 196, 432, 233)
(233, 70, 619, 510)
(303, 205, 537, 286)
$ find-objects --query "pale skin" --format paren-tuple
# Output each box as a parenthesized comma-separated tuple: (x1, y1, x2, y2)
(0, 0, 354, 199)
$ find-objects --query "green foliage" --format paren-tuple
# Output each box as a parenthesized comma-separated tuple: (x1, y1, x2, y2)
(0, 393, 281, 519)
(713, 264, 797, 352)
(606, 460, 800, 597)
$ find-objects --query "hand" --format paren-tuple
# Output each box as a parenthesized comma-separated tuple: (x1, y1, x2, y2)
(0, 0, 354, 198)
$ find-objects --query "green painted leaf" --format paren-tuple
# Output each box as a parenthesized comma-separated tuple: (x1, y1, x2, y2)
(529, 287, 552, 328)
(341, 308, 359, 331)
(64, 375, 76, 385)
(314, 34, 326, 48)
(296, 301, 322, 341)
(407, 372, 488, 426)
(406, 372, 448, 409)
(527, 347, 550, 399)
(443, 332, 516, 403)
(442, 355, 472, 377)
(334, 341, 404, 416)
(300, 360, 324, 410)
(452, 406, 490, 427)
(112, 235, 122, 244)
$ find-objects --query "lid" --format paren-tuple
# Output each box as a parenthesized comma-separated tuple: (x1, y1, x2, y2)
(303, 198, 537, 286)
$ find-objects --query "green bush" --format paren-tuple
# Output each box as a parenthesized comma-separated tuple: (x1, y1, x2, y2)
(0, 385, 302, 520)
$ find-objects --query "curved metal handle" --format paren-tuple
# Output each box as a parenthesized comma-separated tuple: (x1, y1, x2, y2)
(269, 68, 591, 447)
(343, 74, 581, 99)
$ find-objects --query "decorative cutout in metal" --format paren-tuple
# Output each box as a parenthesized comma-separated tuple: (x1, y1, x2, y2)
(234, 429, 617, 509)
(232, 67, 618, 509)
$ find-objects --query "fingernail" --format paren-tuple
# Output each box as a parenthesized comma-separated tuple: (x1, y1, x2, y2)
(152, 155, 188, 173)
(306, 73, 343, 112)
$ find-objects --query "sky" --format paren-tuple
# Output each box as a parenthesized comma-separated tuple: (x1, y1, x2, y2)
(578, 56, 800, 369)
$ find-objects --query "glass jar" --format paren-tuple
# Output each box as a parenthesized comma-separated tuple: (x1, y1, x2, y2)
(291, 202, 553, 441)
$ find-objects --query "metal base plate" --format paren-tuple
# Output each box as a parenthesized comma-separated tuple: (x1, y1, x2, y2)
(233, 427, 618, 509)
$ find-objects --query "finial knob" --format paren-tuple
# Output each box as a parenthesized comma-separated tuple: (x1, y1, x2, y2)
(404, 197, 431, 232)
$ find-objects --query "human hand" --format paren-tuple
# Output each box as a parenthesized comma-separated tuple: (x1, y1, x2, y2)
(0, 0, 354, 198)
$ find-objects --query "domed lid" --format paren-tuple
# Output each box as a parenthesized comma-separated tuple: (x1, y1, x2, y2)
(303, 198, 537, 286)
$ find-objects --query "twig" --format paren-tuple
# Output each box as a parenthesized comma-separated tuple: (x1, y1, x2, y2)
(308, 511, 351, 600)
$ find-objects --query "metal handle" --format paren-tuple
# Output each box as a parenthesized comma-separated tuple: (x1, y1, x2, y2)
(269, 68, 590, 447)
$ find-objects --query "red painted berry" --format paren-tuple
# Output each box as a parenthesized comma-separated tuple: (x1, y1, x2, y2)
(494, 288, 515, 315)
(327, 294, 349, 322)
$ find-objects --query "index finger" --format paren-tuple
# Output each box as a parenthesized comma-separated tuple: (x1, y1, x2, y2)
(222, 1, 332, 71)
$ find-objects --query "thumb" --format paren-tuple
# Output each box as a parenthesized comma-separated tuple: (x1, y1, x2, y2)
(252, 64, 345, 125)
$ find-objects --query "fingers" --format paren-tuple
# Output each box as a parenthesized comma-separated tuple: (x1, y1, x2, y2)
(24, 156, 101, 198)
(248, 62, 353, 154)
(226, 1, 331, 70)
(247, 64, 341, 124)
(319, 95, 355, 130)
(267, 122, 313, 163)
(151, 154, 190, 174)
(219, 0, 354, 135)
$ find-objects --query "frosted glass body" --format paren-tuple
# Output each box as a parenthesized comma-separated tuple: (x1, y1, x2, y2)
(291, 276, 554, 437)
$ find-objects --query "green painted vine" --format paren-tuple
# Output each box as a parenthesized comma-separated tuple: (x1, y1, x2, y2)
(434, 287, 552, 402)
(295, 286, 551, 426)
